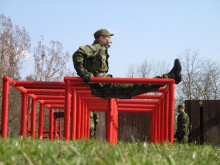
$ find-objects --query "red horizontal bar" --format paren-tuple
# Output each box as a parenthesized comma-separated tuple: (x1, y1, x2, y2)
(118, 108, 154, 112)
(117, 100, 158, 104)
(45, 104, 65, 109)
(64, 77, 174, 84)
(36, 95, 65, 100)
(26, 89, 65, 94)
(13, 81, 65, 87)
(118, 104, 156, 108)
(40, 100, 65, 104)
(88, 108, 108, 112)
(132, 94, 162, 99)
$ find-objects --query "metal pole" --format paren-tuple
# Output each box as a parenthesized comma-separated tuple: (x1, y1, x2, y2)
(20, 93, 27, 137)
(1, 76, 10, 138)
(169, 83, 175, 144)
(70, 88, 77, 140)
(64, 79, 71, 140)
(31, 99, 36, 139)
(76, 96, 82, 139)
(54, 118, 57, 140)
(49, 109, 54, 140)
(38, 104, 44, 140)
(81, 101, 85, 139)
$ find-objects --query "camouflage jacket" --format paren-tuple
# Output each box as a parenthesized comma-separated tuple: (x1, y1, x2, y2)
(72, 41, 109, 77)
(175, 110, 190, 137)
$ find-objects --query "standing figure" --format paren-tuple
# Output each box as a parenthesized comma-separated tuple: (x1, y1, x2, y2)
(175, 104, 190, 143)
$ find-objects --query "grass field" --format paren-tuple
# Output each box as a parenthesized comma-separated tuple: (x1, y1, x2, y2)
(0, 138, 220, 165)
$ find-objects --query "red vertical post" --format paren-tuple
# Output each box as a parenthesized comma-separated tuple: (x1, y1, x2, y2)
(1, 76, 10, 138)
(114, 98, 118, 144)
(161, 98, 165, 142)
(70, 88, 77, 140)
(151, 111, 155, 143)
(76, 96, 82, 139)
(87, 110, 90, 139)
(54, 118, 57, 140)
(64, 79, 71, 140)
(84, 104, 88, 139)
(168, 83, 175, 144)
(155, 108, 158, 143)
(81, 101, 85, 139)
(20, 93, 27, 137)
(38, 104, 44, 140)
(158, 105, 161, 143)
(27, 97, 31, 137)
(49, 109, 54, 140)
(59, 109, 62, 139)
(107, 98, 117, 144)
(164, 91, 169, 142)
(31, 99, 36, 139)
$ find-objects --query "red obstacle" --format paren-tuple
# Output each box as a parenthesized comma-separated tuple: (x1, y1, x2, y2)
(1, 75, 175, 144)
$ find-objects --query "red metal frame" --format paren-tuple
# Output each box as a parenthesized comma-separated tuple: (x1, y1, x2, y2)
(1, 75, 175, 144)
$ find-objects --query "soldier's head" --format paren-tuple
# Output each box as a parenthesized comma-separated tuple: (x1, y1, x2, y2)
(94, 29, 114, 48)
(177, 104, 184, 112)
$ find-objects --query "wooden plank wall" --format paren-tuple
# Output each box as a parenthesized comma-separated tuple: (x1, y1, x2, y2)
(185, 100, 220, 146)
(96, 112, 152, 142)
(118, 113, 151, 142)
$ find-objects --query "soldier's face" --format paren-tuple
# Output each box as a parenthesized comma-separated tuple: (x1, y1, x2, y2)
(178, 107, 183, 112)
(100, 36, 112, 48)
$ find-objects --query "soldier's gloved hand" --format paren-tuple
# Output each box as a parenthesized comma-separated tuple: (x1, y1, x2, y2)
(107, 74, 113, 77)
(82, 73, 91, 83)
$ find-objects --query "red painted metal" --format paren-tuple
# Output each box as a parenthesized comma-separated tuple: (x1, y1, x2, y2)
(38, 104, 44, 140)
(31, 99, 36, 139)
(49, 109, 54, 140)
(70, 88, 77, 140)
(20, 93, 27, 137)
(1, 75, 175, 145)
(54, 118, 58, 140)
(64, 79, 71, 140)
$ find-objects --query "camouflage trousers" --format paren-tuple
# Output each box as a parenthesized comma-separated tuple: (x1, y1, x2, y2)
(89, 73, 168, 99)
(90, 112, 98, 138)
(175, 131, 189, 143)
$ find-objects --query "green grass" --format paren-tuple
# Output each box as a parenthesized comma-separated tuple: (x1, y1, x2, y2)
(0, 138, 220, 165)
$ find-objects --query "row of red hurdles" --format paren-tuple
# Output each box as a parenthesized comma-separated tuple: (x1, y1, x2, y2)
(1, 76, 175, 144)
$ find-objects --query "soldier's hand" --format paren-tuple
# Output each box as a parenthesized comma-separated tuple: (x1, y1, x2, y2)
(82, 73, 91, 83)
(107, 74, 113, 77)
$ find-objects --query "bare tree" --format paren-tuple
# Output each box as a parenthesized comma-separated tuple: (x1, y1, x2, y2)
(0, 14, 31, 80)
(127, 58, 169, 78)
(176, 49, 220, 101)
(0, 14, 31, 136)
(137, 59, 152, 78)
(127, 64, 136, 78)
(32, 37, 72, 81)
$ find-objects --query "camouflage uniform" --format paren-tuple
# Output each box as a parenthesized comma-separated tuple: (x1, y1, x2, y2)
(72, 40, 164, 99)
(175, 110, 190, 143)
(90, 112, 98, 138)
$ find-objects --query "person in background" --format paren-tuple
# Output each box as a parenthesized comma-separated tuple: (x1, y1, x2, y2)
(175, 104, 190, 143)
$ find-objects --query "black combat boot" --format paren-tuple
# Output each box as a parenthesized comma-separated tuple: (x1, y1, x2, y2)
(167, 59, 182, 84)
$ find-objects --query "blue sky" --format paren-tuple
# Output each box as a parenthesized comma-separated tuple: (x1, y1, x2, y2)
(1, 0, 220, 78)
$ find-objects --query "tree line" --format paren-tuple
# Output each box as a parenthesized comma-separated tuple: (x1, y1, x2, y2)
(127, 49, 220, 102)
(0, 14, 74, 136)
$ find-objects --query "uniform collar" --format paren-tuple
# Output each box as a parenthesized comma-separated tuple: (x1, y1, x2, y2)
(93, 40, 108, 49)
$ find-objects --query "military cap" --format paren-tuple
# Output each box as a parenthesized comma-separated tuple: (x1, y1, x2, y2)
(94, 29, 114, 39)
(178, 104, 184, 108)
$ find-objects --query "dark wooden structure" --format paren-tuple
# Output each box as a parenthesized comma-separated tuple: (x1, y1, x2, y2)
(96, 112, 151, 142)
(185, 100, 220, 146)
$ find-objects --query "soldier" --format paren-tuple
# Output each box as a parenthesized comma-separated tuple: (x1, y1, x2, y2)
(72, 29, 182, 99)
(174, 104, 190, 143)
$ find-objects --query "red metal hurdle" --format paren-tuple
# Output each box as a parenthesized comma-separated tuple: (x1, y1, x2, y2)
(1, 76, 175, 144)
(63, 77, 175, 144)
